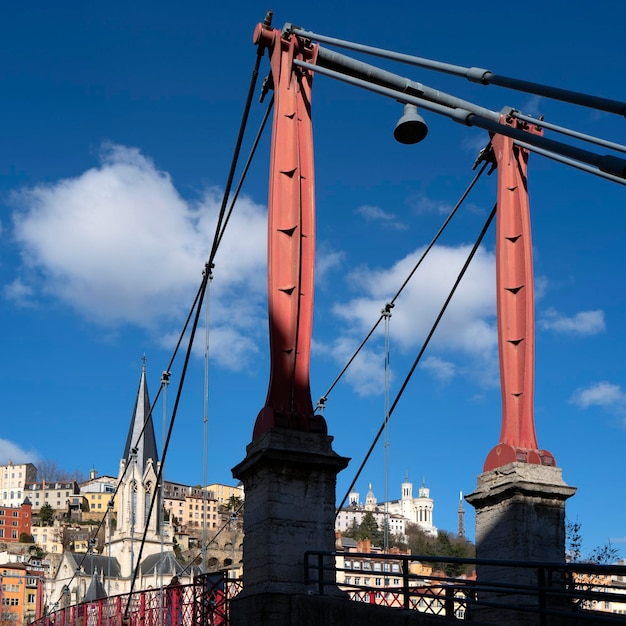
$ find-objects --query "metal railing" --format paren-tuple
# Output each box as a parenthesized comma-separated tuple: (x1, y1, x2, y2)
(305, 551, 626, 623)
(29, 574, 244, 626)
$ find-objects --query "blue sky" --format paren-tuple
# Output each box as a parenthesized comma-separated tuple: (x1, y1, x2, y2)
(1, 1, 625, 553)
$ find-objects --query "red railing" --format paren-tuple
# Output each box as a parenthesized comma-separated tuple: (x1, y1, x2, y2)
(31, 574, 243, 626)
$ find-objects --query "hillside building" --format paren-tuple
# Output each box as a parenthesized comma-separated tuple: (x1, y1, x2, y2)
(163, 483, 221, 533)
(0, 499, 32, 542)
(23, 481, 80, 513)
(79, 471, 118, 516)
(386, 475, 437, 537)
(0, 462, 37, 508)
(0, 561, 44, 624)
(336, 476, 438, 540)
(205, 482, 244, 505)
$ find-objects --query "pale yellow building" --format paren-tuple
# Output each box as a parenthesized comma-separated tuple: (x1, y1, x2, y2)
(79, 472, 118, 516)
(31, 524, 64, 555)
(206, 482, 244, 505)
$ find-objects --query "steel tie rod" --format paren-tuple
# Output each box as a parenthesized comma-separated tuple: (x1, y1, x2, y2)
(293, 59, 626, 180)
(288, 25, 626, 117)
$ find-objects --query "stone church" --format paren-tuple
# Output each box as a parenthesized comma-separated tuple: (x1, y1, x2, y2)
(47, 363, 194, 609)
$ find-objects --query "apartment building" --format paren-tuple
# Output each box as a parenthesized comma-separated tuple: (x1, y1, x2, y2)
(0, 462, 37, 508)
(0, 562, 44, 624)
(206, 482, 244, 505)
(23, 482, 80, 512)
(0, 499, 32, 542)
(79, 472, 118, 515)
(163, 481, 221, 532)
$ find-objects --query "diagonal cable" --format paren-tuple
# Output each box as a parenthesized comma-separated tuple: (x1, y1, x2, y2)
(124, 271, 210, 614)
(337, 202, 497, 513)
(317, 155, 490, 409)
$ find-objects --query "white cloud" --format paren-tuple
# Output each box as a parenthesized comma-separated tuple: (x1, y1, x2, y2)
(420, 356, 456, 382)
(570, 382, 626, 412)
(335, 244, 496, 355)
(324, 244, 497, 394)
(3, 278, 36, 307)
(539, 308, 605, 335)
(354, 205, 407, 230)
(314, 336, 387, 398)
(410, 194, 453, 216)
(534, 275, 549, 300)
(461, 131, 492, 155)
(521, 95, 543, 117)
(9, 143, 268, 369)
(0, 439, 39, 465)
(315, 242, 345, 287)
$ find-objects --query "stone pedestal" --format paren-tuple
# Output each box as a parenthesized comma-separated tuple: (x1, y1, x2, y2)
(230, 428, 349, 624)
(466, 462, 576, 625)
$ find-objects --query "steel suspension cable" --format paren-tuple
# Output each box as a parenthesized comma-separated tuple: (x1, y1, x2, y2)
(125, 271, 210, 615)
(178, 501, 245, 578)
(214, 95, 274, 252)
(382, 303, 392, 552)
(201, 269, 212, 574)
(123, 47, 271, 597)
(208, 45, 265, 267)
(120, 46, 271, 605)
(52, 47, 270, 612)
(49, 365, 176, 609)
(337, 202, 497, 514)
(317, 156, 490, 409)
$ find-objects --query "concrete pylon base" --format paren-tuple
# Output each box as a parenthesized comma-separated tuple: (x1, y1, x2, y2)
(230, 428, 350, 625)
(466, 462, 576, 625)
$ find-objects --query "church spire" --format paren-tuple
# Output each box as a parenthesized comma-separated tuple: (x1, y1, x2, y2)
(122, 358, 159, 473)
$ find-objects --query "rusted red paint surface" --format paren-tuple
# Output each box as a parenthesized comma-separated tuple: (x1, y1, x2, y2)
(252, 24, 327, 440)
(484, 118, 555, 471)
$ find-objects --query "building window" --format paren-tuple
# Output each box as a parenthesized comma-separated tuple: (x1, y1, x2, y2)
(11, 530, 17, 539)
(12, 511, 18, 517)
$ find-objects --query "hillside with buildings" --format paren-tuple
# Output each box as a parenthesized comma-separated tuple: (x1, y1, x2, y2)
(0, 364, 471, 624)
